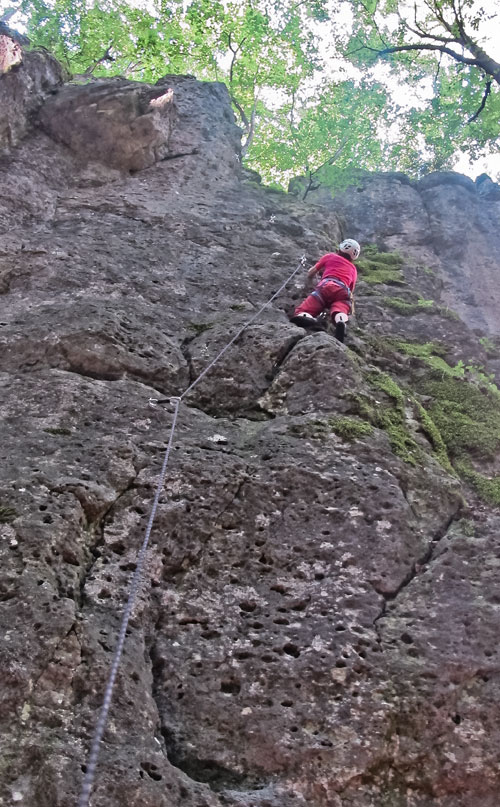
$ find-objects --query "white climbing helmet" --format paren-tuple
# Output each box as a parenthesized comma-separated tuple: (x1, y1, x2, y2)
(339, 238, 361, 260)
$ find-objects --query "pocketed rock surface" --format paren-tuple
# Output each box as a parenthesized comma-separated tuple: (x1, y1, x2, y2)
(1, 40, 500, 807)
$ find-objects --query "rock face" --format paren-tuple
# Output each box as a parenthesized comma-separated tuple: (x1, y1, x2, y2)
(0, 32, 64, 154)
(301, 171, 500, 335)
(1, 42, 500, 807)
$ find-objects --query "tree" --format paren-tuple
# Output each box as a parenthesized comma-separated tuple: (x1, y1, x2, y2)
(248, 78, 390, 194)
(346, 0, 500, 170)
(13, 0, 500, 185)
(358, 0, 500, 85)
(18, 0, 323, 154)
(181, 0, 319, 154)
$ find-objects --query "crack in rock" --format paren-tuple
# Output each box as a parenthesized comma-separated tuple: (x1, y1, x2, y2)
(373, 507, 462, 638)
(50, 470, 141, 608)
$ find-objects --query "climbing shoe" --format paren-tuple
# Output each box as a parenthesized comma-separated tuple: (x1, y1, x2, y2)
(335, 321, 345, 343)
(290, 313, 320, 329)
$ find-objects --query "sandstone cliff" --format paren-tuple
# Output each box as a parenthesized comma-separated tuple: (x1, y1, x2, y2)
(1, 39, 500, 807)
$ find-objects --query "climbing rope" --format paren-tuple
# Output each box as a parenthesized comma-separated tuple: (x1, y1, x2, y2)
(77, 255, 306, 807)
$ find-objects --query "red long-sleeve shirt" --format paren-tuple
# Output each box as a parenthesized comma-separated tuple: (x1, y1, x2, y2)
(314, 253, 357, 291)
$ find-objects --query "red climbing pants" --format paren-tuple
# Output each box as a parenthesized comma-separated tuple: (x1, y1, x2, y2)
(294, 280, 351, 318)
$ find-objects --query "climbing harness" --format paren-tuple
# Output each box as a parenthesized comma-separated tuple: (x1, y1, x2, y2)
(77, 255, 306, 807)
(311, 276, 353, 312)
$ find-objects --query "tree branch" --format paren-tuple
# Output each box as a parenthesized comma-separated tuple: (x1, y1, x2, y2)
(452, 0, 467, 37)
(373, 1, 500, 85)
(406, 10, 459, 44)
(226, 31, 246, 86)
(459, 38, 500, 84)
(241, 96, 258, 156)
(376, 42, 496, 75)
(358, 0, 389, 46)
(0, 20, 29, 46)
(0, 6, 22, 23)
(289, 89, 297, 133)
(83, 44, 115, 75)
(467, 79, 492, 123)
(302, 138, 348, 200)
(123, 59, 144, 76)
(230, 94, 249, 130)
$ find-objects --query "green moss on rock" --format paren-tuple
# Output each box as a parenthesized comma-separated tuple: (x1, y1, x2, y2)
(368, 370, 405, 405)
(413, 400, 454, 475)
(357, 245, 406, 286)
(366, 371, 420, 465)
(383, 296, 460, 320)
(479, 335, 500, 358)
(188, 322, 213, 335)
(384, 297, 434, 314)
(289, 416, 373, 442)
(288, 421, 326, 439)
(455, 462, 500, 507)
(423, 376, 500, 462)
(364, 369, 454, 471)
(390, 340, 448, 359)
(347, 392, 376, 422)
(391, 340, 464, 377)
(0, 505, 17, 523)
(438, 306, 461, 321)
(327, 416, 374, 441)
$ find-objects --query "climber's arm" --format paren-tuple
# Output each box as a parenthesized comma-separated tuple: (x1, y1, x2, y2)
(307, 256, 325, 281)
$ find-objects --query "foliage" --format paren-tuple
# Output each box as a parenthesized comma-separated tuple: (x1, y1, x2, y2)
(252, 79, 390, 192)
(15, 0, 500, 183)
(19, 0, 332, 171)
(346, 0, 500, 173)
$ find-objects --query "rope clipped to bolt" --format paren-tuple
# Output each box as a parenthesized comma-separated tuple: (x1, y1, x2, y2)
(77, 255, 306, 807)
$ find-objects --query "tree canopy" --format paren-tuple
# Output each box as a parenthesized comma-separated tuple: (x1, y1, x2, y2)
(8, 0, 500, 188)
(347, 0, 500, 171)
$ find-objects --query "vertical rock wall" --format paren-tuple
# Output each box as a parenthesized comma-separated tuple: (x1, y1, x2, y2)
(1, 40, 500, 807)
(304, 171, 500, 335)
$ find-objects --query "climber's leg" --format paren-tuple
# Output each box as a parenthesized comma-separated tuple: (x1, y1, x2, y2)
(329, 296, 350, 343)
(290, 293, 323, 328)
(333, 312, 348, 343)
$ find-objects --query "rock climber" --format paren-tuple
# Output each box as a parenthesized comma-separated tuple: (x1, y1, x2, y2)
(290, 239, 360, 343)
